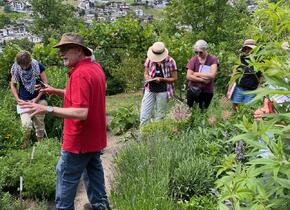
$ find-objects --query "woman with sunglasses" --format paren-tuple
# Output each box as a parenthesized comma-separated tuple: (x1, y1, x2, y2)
(186, 40, 218, 111)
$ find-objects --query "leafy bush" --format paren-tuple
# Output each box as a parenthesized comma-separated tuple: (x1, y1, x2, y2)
(169, 155, 215, 200)
(0, 43, 21, 89)
(111, 136, 178, 210)
(44, 66, 68, 139)
(110, 106, 139, 135)
(0, 139, 60, 199)
(178, 195, 217, 210)
(32, 38, 61, 67)
(0, 103, 23, 154)
(0, 191, 14, 210)
(140, 119, 184, 139)
(110, 55, 144, 91)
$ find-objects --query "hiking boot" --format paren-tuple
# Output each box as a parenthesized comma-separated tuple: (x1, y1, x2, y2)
(83, 202, 111, 210)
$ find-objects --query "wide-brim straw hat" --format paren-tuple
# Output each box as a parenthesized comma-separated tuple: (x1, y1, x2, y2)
(53, 32, 92, 56)
(147, 42, 168, 62)
(240, 39, 257, 51)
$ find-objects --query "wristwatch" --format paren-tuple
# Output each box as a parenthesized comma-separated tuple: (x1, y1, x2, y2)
(47, 106, 54, 113)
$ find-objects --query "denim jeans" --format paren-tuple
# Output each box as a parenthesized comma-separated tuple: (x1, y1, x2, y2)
(231, 86, 255, 104)
(56, 150, 108, 210)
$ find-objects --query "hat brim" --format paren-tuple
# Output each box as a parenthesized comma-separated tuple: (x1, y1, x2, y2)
(53, 42, 92, 56)
(147, 47, 168, 62)
(240, 44, 257, 52)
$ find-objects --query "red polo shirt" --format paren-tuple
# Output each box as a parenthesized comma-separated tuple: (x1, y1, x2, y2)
(62, 58, 107, 154)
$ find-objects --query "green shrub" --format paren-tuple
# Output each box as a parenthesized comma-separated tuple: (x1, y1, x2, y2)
(178, 195, 217, 210)
(111, 136, 177, 210)
(44, 66, 67, 139)
(140, 119, 185, 139)
(0, 191, 14, 210)
(110, 106, 139, 135)
(0, 43, 21, 89)
(0, 139, 60, 199)
(0, 104, 23, 154)
(169, 155, 215, 200)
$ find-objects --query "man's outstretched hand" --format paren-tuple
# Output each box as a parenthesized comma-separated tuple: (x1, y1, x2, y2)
(19, 101, 47, 117)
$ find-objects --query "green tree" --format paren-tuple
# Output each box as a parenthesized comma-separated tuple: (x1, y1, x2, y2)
(0, 44, 21, 89)
(31, 0, 81, 44)
(0, 13, 11, 28)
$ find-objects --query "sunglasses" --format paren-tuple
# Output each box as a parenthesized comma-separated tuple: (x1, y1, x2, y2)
(195, 51, 203, 55)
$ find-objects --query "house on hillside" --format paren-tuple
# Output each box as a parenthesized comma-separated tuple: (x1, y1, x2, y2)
(0, 24, 41, 44)
(5, 0, 32, 13)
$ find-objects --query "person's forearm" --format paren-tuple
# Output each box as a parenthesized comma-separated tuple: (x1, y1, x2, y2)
(10, 82, 20, 101)
(51, 107, 88, 120)
(187, 74, 206, 82)
(194, 72, 216, 80)
(161, 77, 177, 83)
(53, 89, 65, 97)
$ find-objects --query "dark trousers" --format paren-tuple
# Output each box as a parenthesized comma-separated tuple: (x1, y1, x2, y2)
(187, 90, 213, 110)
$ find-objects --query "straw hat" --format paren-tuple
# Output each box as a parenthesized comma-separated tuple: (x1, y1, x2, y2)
(147, 42, 168, 62)
(54, 32, 92, 56)
(240, 39, 257, 51)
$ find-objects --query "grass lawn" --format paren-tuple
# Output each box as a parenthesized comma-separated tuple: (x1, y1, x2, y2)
(106, 91, 142, 115)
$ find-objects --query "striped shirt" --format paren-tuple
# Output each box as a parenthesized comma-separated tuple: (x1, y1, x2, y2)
(144, 56, 177, 98)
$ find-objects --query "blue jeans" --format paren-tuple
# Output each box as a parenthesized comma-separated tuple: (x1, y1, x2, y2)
(231, 86, 255, 104)
(56, 150, 108, 210)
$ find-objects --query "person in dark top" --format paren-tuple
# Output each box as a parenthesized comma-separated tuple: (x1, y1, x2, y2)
(140, 42, 178, 125)
(186, 40, 218, 110)
(10, 50, 48, 147)
(228, 39, 262, 111)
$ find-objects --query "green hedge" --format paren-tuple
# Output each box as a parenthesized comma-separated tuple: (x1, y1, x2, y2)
(0, 139, 60, 199)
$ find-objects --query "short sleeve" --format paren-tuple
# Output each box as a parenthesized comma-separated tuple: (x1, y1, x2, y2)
(210, 56, 218, 65)
(169, 58, 177, 72)
(144, 58, 150, 68)
(39, 63, 45, 73)
(186, 57, 196, 71)
(69, 73, 90, 108)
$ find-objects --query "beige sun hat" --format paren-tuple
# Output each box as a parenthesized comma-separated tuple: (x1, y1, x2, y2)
(53, 32, 92, 56)
(240, 39, 257, 51)
(147, 42, 168, 62)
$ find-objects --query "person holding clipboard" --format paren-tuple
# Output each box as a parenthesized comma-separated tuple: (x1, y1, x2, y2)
(186, 40, 218, 111)
(140, 42, 178, 125)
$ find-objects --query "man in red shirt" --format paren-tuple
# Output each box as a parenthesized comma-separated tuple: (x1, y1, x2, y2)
(20, 33, 109, 210)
